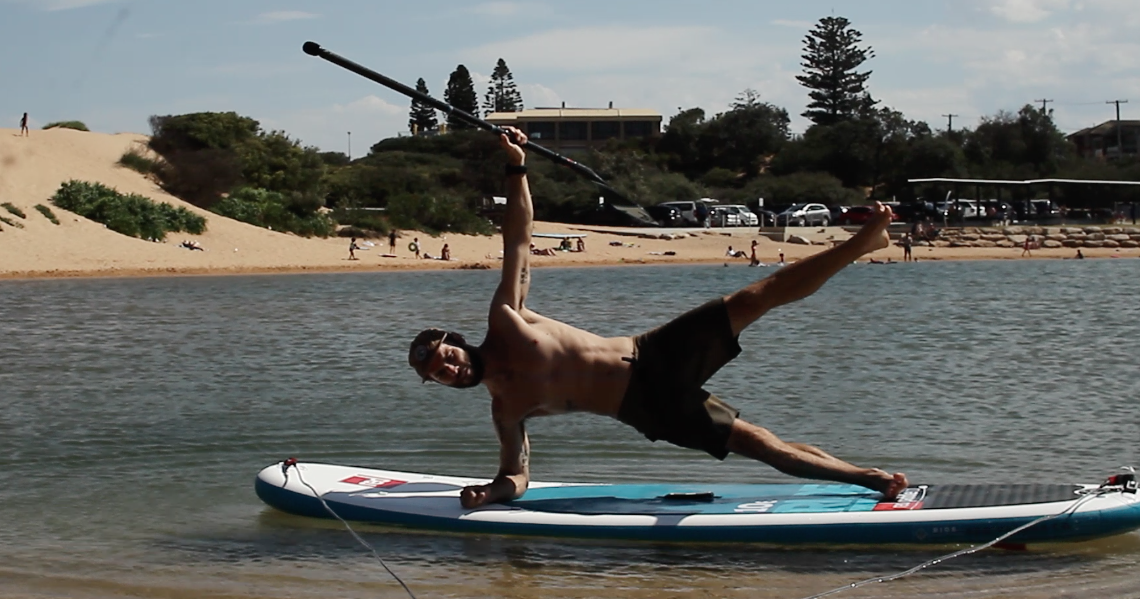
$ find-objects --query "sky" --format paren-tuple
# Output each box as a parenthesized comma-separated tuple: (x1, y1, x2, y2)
(2, 0, 1138, 154)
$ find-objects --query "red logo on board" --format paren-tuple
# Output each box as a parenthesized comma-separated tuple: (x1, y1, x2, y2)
(340, 476, 405, 488)
(873, 486, 927, 511)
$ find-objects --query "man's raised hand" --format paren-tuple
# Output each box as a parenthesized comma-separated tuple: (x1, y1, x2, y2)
(499, 126, 527, 166)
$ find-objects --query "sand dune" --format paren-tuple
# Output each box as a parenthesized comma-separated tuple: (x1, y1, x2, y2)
(0, 128, 1133, 280)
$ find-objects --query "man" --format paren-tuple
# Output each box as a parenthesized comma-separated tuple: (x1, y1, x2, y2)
(20, 112, 29, 137)
(408, 127, 907, 510)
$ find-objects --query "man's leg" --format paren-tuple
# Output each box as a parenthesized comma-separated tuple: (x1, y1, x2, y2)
(726, 419, 908, 498)
(723, 202, 893, 336)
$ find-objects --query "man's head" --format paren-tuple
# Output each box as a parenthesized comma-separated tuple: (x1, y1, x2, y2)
(408, 328, 484, 388)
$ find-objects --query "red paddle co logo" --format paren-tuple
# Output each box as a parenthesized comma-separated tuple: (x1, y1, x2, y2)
(874, 486, 927, 511)
(340, 475, 405, 488)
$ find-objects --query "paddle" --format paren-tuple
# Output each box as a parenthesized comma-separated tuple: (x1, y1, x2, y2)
(301, 41, 648, 214)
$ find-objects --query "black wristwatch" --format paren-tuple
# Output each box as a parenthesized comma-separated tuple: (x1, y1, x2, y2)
(505, 164, 528, 176)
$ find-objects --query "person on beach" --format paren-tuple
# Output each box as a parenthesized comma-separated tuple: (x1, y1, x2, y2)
(749, 240, 760, 267)
(407, 126, 908, 510)
(901, 233, 913, 262)
(1022, 236, 1032, 257)
(441, 243, 451, 261)
(348, 237, 360, 260)
(19, 112, 29, 137)
(389, 230, 398, 254)
(411, 237, 421, 259)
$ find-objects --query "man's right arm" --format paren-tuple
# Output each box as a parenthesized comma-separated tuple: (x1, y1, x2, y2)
(460, 403, 531, 509)
(489, 128, 533, 320)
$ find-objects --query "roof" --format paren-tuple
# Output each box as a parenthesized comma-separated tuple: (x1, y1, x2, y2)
(1068, 120, 1140, 138)
(909, 177, 1140, 186)
(486, 108, 662, 122)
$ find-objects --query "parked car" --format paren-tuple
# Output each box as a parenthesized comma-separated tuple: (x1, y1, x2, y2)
(719, 204, 759, 227)
(708, 206, 740, 227)
(756, 208, 778, 227)
(937, 199, 985, 220)
(776, 203, 831, 226)
(836, 205, 902, 226)
(646, 204, 685, 227)
(830, 206, 850, 223)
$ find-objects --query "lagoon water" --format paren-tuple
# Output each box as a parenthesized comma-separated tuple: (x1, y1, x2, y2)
(1, 261, 1138, 599)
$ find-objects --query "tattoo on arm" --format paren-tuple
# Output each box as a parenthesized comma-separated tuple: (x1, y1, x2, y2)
(520, 266, 528, 285)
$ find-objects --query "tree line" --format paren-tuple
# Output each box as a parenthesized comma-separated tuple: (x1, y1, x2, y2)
(133, 16, 1139, 239)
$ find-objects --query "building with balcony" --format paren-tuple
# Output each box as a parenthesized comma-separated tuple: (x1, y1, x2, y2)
(485, 105, 662, 152)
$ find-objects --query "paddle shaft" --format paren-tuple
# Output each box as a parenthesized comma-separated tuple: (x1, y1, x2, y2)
(301, 41, 628, 202)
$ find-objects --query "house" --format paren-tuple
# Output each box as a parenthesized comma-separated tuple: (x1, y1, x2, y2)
(485, 104, 662, 152)
(1067, 120, 1140, 159)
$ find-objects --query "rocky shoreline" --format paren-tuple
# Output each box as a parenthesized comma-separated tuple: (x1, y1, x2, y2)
(917, 226, 1140, 249)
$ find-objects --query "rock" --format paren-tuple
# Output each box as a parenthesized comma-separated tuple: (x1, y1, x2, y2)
(1121, 240, 1139, 248)
(1103, 227, 1123, 235)
(1067, 233, 1088, 241)
(1060, 227, 1085, 234)
(974, 240, 998, 248)
(1062, 239, 1082, 248)
(1008, 234, 1028, 245)
(1083, 227, 1101, 234)
(787, 235, 812, 245)
(1108, 234, 1131, 242)
(960, 233, 980, 241)
(996, 240, 1017, 248)
(638, 233, 658, 239)
(1003, 226, 1025, 235)
(949, 240, 972, 248)
(913, 240, 931, 247)
(1045, 234, 1067, 242)
(1041, 239, 1063, 248)
(1087, 232, 1106, 241)
(933, 240, 951, 248)
(1083, 240, 1105, 248)
(1102, 239, 1120, 248)
(1122, 227, 1140, 235)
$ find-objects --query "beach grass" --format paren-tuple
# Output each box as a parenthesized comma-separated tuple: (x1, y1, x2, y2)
(43, 121, 89, 131)
(118, 149, 158, 175)
(2, 202, 26, 219)
(34, 204, 60, 225)
(0, 215, 23, 229)
(50, 180, 207, 241)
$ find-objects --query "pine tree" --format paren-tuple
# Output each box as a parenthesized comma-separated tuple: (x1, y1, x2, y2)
(482, 58, 524, 116)
(408, 78, 438, 135)
(443, 65, 479, 131)
(796, 16, 876, 126)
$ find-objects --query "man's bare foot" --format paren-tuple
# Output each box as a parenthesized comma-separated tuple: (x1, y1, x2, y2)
(848, 202, 893, 256)
(869, 470, 910, 499)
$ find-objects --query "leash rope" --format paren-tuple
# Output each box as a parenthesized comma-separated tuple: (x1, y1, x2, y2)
(796, 474, 1134, 599)
(282, 459, 419, 599)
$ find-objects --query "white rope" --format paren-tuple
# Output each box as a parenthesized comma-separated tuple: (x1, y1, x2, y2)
(283, 461, 419, 599)
(795, 486, 1121, 599)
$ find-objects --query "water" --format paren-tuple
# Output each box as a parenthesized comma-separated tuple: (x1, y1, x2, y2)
(1, 261, 1138, 599)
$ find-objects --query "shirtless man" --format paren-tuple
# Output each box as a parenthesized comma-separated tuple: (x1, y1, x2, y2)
(408, 127, 908, 510)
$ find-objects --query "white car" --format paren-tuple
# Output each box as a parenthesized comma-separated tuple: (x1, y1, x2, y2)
(719, 205, 759, 227)
(776, 203, 831, 226)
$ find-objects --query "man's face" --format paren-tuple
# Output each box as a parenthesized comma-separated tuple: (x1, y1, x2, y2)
(424, 342, 477, 387)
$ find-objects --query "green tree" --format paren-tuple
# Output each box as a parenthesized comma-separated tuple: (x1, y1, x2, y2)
(696, 89, 790, 177)
(796, 16, 876, 126)
(482, 58, 524, 116)
(657, 108, 706, 176)
(443, 65, 479, 130)
(409, 77, 439, 135)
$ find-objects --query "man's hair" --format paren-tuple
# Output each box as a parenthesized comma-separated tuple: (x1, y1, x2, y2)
(408, 328, 483, 387)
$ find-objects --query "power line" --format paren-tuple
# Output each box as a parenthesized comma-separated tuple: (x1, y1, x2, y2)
(1034, 98, 1053, 112)
(942, 113, 959, 132)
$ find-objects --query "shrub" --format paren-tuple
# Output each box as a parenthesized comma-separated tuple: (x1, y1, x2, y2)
(210, 187, 334, 237)
(34, 204, 60, 225)
(119, 149, 159, 175)
(43, 121, 89, 131)
(50, 180, 206, 240)
(2, 202, 26, 219)
(385, 193, 493, 235)
(0, 215, 23, 229)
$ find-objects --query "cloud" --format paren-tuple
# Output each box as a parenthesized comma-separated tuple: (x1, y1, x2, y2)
(467, 2, 529, 17)
(6, 0, 120, 10)
(987, 0, 1070, 23)
(771, 19, 813, 29)
(255, 10, 320, 23)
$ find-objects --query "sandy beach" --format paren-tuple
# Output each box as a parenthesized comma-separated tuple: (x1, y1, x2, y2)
(1, 127, 1136, 280)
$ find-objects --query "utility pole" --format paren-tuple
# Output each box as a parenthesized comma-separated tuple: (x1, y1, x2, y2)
(942, 114, 959, 133)
(1034, 98, 1053, 113)
(1106, 100, 1128, 156)
(347, 131, 352, 160)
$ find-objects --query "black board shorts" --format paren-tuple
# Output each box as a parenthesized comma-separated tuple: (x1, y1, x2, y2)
(617, 298, 742, 460)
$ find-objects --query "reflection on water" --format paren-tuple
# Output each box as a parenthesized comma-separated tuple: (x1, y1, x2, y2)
(0, 261, 1138, 598)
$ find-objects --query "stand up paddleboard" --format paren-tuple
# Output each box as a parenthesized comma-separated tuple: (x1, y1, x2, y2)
(255, 461, 1140, 545)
